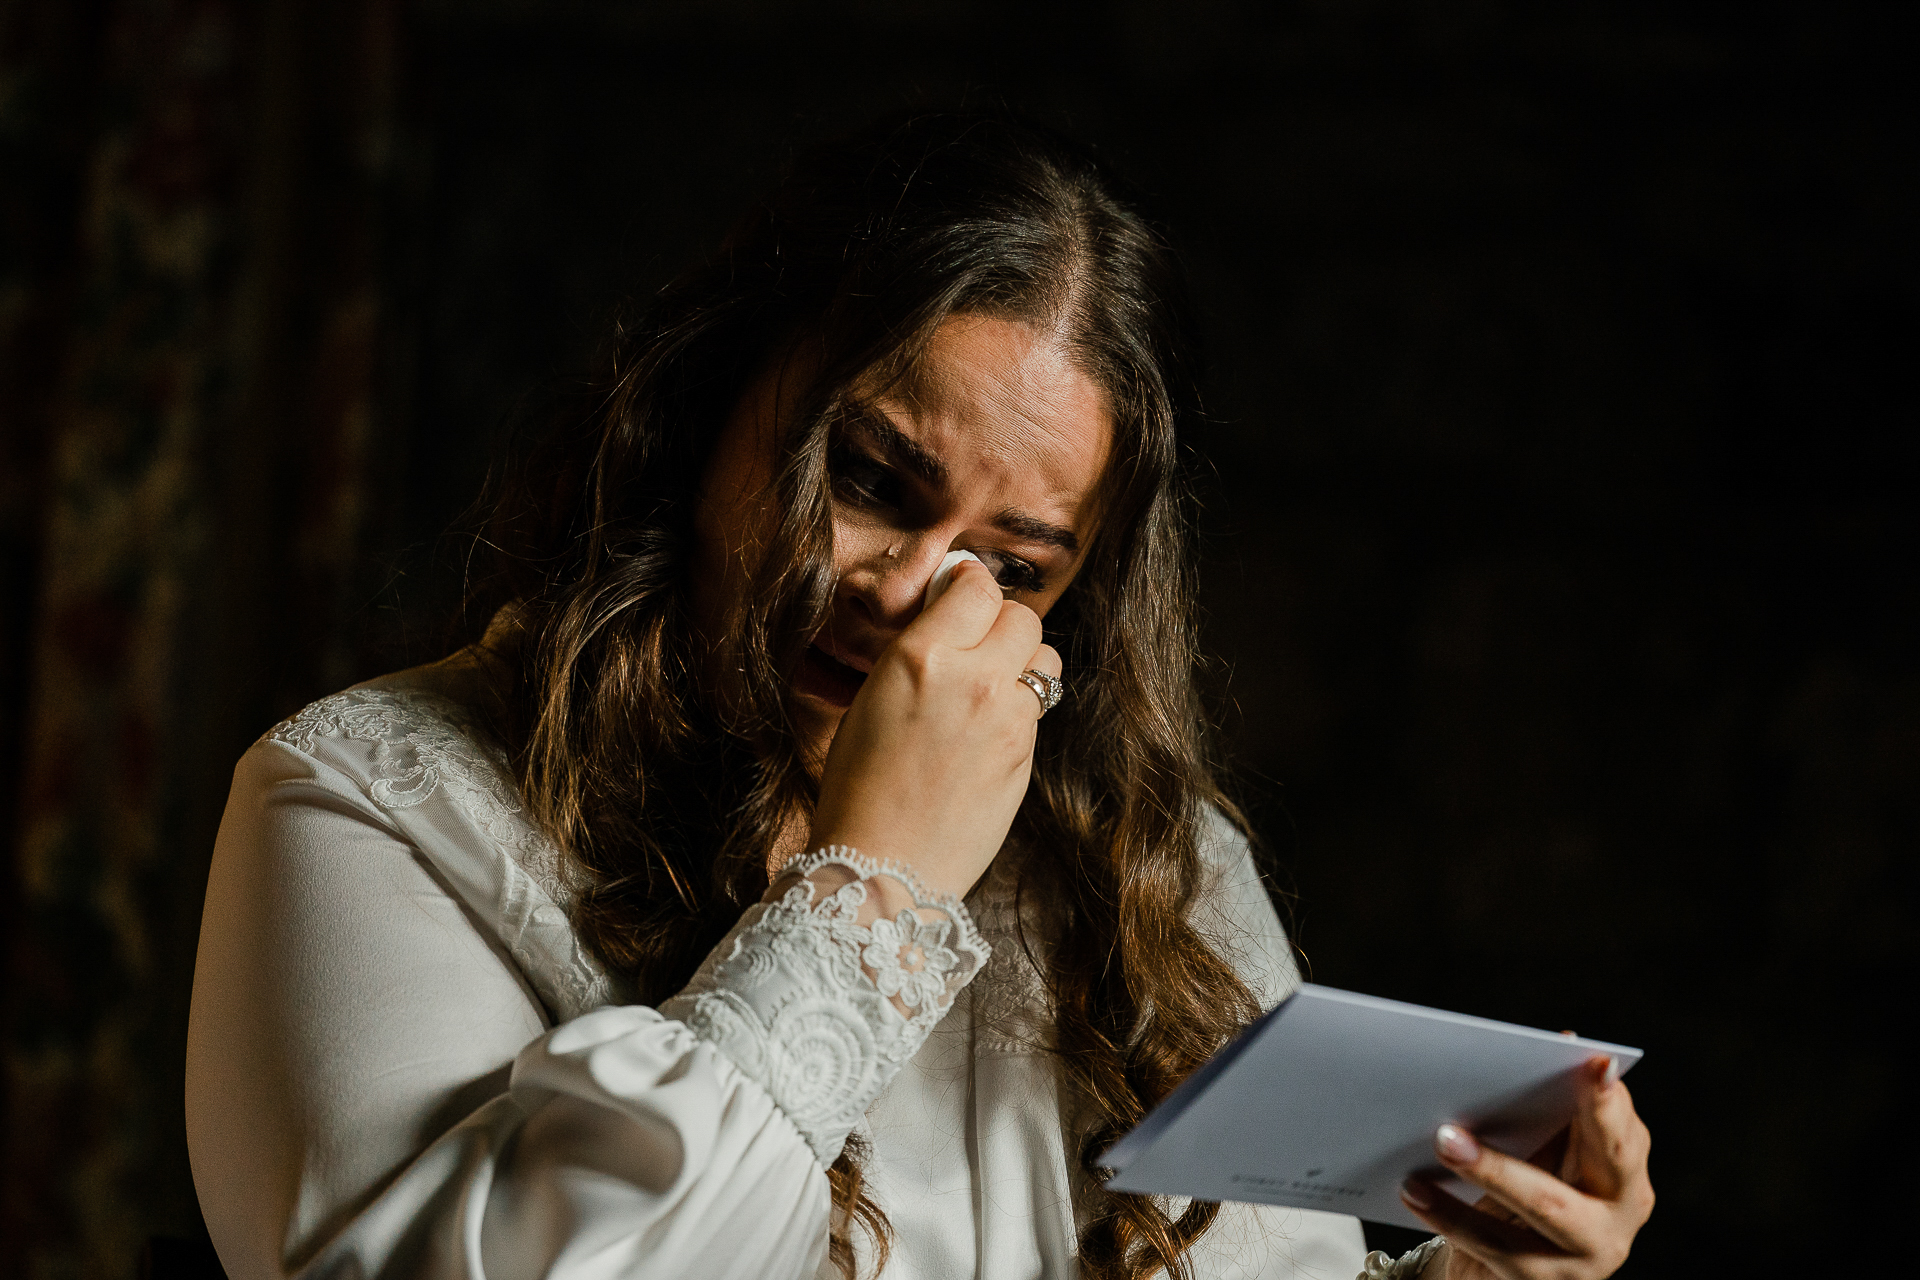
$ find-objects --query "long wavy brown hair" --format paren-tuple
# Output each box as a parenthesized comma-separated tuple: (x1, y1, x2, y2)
(465, 112, 1263, 1279)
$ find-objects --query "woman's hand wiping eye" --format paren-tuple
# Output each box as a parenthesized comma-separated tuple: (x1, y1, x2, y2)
(808, 557, 1060, 899)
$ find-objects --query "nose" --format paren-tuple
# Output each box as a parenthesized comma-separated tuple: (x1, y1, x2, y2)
(842, 533, 951, 633)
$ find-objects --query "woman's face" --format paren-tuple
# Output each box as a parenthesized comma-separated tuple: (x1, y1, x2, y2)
(693, 314, 1112, 763)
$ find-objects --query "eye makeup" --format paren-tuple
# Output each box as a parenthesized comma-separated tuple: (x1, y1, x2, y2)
(827, 436, 904, 511)
(968, 547, 1047, 594)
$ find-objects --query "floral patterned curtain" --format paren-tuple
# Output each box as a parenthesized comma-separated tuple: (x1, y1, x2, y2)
(1, 0, 399, 1273)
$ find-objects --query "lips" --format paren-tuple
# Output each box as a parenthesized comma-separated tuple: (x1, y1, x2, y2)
(792, 641, 869, 708)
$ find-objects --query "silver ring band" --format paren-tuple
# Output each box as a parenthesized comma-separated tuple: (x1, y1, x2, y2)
(1017, 669, 1064, 715)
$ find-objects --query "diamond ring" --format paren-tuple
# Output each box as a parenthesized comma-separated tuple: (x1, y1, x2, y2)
(1017, 669, 1065, 715)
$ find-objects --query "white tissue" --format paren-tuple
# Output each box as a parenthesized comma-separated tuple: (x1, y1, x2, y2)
(922, 549, 984, 609)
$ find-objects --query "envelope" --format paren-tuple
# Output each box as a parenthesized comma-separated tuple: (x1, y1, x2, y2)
(1102, 984, 1642, 1230)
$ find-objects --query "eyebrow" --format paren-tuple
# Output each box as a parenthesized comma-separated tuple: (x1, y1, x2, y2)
(992, 508, 1080, 554)
(842, 401, 1083, 556)
(844, 401, 946, 486)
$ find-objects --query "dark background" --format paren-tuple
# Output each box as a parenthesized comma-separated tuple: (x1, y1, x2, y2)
(3, 2, 1913, 1277)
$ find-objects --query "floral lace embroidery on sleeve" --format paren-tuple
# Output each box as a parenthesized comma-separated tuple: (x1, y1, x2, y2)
(661, 847, 990, 1167)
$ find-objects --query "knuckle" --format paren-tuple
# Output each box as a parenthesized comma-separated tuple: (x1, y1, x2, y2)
(1471, 1148, 1512, 1185)
(895, 642, 936, 682)
(1001, 597, 1042, 633)
(1530, 1182, 1575, 1223)
(959, 572, 1002, 606)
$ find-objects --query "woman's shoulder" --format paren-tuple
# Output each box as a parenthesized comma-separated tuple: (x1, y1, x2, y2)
(255, 653, 509, 808)
(254, 657, 555, 864)
(262, 676, 477, 766)
(257, 674, 517, 837)
(1188, 802, 1303, 1012)
(244, 663, 619, 1021)
(1195, 801, 1251, 867)
(261, 650, 497, 759)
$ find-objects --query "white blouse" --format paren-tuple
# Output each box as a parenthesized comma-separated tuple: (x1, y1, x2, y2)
(186, 674, 1372, 1279)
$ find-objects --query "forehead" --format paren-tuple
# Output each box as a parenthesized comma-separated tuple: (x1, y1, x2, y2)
(859, 315, 1113, 517)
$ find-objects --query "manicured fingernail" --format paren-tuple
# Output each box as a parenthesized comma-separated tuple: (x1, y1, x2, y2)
(1436, 1123, 1480, 1164)
(1400, 1179, 1432, 1211)
(1604, 1057, 1621, 1085)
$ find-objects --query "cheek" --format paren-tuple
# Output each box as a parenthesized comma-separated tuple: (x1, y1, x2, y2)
(690, 434, 783, 641)
(1029, 586, 1071, 622)
(827, 509, 857, 581)
(698, 428, 788, 574)
(689, 486, 753, 635)
(1031, 549, 1095, 620)
(826, 508, 900, 583)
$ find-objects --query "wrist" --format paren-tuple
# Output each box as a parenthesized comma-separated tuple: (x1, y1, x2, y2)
(767, 842, 920, 923)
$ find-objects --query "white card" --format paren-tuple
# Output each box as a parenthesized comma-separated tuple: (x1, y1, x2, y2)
(1101, 984, 1642, 1230)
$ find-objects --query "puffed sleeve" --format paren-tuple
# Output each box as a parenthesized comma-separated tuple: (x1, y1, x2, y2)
(186, 738, 986, 1280)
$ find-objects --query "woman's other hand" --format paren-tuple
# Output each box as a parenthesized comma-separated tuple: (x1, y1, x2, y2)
(1402, 1057, 1654, 1280)
(807, 558, 1059, 899)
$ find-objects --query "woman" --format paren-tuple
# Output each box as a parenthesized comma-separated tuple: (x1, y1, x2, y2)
(186, 113, 1653, 1280)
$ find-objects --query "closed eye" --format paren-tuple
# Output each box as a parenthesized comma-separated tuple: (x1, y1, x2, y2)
(828, 439, 904, 512)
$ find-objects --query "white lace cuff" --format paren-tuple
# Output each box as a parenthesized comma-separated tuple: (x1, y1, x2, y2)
(1359, 1236, 1447, 1280)
(660, 847, 990, 1166)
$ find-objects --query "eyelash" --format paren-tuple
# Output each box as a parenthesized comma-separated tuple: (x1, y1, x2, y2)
(827, 444, 902, 511)
(826, 442, 1049, 594)
(970, 549, 1048, 594)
